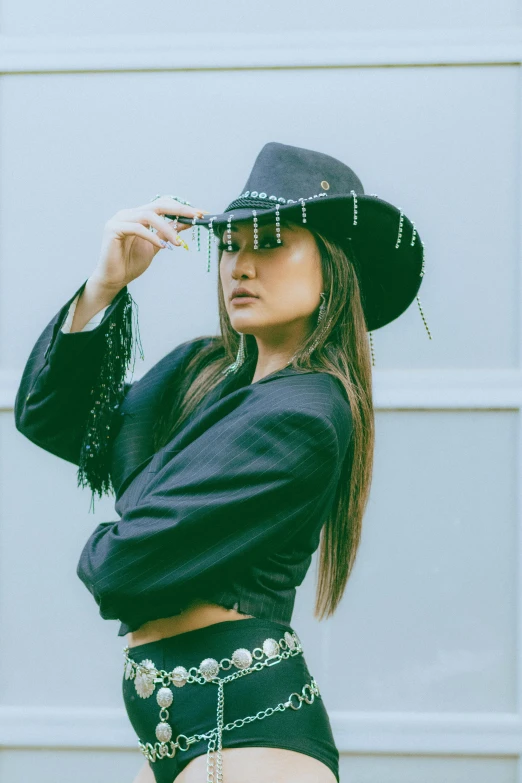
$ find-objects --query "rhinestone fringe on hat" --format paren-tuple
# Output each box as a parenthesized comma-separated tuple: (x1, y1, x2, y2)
(150, 191, 432, 372)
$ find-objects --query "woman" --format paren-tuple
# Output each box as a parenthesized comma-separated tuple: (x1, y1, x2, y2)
(14, 141, 428, 783)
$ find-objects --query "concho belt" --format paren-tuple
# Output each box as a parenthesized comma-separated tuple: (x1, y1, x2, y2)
(122, 628, 321, 783)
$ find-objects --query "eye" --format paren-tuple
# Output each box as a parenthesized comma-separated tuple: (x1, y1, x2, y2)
(217, 238, 280, 252)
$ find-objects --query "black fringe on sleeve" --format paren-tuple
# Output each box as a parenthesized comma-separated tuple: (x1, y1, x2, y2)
(77, 291, 143, 507)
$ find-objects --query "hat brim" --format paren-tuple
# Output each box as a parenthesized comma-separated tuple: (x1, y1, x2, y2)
(172, 194, 425, 332)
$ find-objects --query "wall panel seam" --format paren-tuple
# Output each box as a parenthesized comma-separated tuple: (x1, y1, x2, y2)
(3, 370, 522, 410)
(0, 28, 522, 72)
(0, 707, 521, 753)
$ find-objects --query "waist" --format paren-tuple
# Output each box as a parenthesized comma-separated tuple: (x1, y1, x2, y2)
(126, 599, 255, 648)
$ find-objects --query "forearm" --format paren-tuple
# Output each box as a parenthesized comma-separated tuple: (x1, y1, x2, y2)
(15, 280, 131, 465)
(70, 274, 124, 332)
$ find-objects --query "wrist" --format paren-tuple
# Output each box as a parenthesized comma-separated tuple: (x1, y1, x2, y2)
(85, 273, 126, 304)
(68, 275, 126, 333)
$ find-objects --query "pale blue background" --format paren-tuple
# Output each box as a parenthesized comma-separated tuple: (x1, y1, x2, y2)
(0, 2, 521, 781)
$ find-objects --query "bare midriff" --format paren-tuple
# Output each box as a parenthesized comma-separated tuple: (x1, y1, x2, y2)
(126, 598, 255, 648)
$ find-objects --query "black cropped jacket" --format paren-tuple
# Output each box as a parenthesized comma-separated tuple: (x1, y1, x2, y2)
(14, 283, 353, 637)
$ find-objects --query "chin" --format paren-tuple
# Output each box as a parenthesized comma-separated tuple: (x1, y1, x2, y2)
(229, 313, 260, 328)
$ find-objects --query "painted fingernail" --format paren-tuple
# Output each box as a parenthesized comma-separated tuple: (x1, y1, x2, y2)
(159, 239, 168, 247)
(166, 241, 176, 251)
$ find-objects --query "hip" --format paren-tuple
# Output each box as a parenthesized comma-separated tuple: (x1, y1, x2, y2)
(121, 617, 339, 783)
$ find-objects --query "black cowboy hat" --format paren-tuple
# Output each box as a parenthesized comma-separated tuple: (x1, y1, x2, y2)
(171, 141, 427, 334)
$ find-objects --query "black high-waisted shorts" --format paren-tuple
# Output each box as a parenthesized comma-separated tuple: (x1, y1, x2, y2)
(121, 617, 339, 783)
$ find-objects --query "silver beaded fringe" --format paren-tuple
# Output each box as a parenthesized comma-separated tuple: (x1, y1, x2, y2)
(152, 192, 432, 371)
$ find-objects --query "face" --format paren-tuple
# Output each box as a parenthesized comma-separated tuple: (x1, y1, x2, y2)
(219, 220, 324, 343)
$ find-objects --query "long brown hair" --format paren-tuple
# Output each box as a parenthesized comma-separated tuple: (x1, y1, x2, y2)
(152, 217, 375, 620)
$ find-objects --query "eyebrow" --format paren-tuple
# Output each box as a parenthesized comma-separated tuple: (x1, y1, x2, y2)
(224, 224, 273, 233)
(217, 226, 274, 241)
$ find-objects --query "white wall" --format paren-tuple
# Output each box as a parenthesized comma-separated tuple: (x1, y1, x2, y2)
(1, 3, 521, 781)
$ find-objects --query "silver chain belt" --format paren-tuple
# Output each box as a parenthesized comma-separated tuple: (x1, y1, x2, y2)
(122, 628, 321, 783)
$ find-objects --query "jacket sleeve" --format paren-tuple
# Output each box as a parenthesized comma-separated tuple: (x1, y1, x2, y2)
(76, 394, 351, 625)
(14, 281, 132, 469)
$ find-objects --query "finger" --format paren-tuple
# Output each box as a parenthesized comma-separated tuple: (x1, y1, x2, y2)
(140, 212, 185, 246)
(114, 220, 173, 252)
(168, 221, 192, 233)
(148, 195, 209, 221)
(161, 216, 192, 234)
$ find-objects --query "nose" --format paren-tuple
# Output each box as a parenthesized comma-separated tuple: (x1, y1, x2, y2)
(230, 247, 256, 277)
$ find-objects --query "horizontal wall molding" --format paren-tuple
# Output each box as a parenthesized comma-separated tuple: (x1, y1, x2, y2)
(0, 706, 520, 754)
(0, 706, 137, 749)
(0, 28, 521, 73)
(372, 368, 522, 408)
(2, 368, 522, 411)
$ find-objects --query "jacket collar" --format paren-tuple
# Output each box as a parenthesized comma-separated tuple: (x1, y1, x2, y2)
(227, 356, 315, 387)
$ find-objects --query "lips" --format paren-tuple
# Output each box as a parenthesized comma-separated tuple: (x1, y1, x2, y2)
(231, 289, 258, 300)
